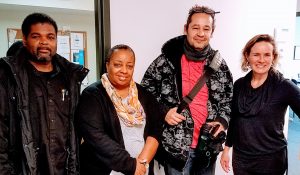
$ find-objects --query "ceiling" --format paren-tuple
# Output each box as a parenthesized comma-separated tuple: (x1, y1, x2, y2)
(0, 3, 93, 15)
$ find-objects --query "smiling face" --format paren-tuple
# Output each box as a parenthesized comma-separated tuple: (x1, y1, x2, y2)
(106, 49, 135, 90)
(184, 13, 213, 51)
(23, 23, 57, 63)
(247, 41, 274, 77)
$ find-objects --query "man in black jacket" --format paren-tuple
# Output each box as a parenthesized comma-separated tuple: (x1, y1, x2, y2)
(0, 13, 88, 175)
(141, 5, 233, 175)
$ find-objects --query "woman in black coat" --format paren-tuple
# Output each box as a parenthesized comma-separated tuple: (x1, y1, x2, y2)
(76, 44, 165, 175)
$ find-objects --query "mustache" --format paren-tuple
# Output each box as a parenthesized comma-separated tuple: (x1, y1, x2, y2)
(37, 47, 51, 52)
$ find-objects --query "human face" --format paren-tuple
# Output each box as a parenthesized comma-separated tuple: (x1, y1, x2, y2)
(23, 23, 57, 63)
(248, 41, 274, 76)
(106, 49, 135, 90)
(185, 13, 213, 51)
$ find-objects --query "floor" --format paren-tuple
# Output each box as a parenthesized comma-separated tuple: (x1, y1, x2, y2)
(287, 112, 300, 175)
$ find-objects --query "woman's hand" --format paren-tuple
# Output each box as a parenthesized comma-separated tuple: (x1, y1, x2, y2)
(135, 136, 158, 175)
(134, 158, 146, 175)
(220, 146, 231, 173)
(165, 107, 186, 125)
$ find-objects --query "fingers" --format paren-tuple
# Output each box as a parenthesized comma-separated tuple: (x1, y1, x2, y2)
(134, 158, 146, 175)
(220, 158, 229, 173)
(220, 151, 231, 173)
(165, 107, 186, 125)
(206, 121, 225, 137)
(207, 121, 224, 130)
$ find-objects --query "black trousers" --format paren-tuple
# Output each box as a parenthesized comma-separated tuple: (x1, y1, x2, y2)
(232, 148, 287, 175)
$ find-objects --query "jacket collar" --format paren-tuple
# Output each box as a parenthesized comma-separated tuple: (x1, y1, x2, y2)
(162, 35, 217, 70)
(161, 35, 186, 68)
(3, 47, 89, 82)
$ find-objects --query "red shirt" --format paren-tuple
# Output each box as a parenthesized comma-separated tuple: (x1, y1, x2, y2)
(181, 54, 208, 148)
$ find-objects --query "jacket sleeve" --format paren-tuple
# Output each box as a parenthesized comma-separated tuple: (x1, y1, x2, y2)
(141, 87, 166, 141)
(76, 87, 136, 174)
(0, 73, 13, 174)
(225, 113, 235, 147)
(213, 59, 234, 129)
(224, 80, 239, 147)
(284, 79, 300, 117)
(140, 56, 164, 102)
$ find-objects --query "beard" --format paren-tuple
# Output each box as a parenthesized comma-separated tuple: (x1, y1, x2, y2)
(29, 47, 53, 63)
(35, 55, 52, 62)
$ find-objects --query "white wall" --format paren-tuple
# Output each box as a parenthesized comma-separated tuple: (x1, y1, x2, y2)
(110, 0, 297, 174)
(0, 0, 297, 174)
(0, 3, 97, 87)
(296, 17, 300, 45)
(110, 0, 297, 82)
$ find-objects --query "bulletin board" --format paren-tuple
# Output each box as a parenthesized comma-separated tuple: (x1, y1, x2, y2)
(7, 28, 87, 67)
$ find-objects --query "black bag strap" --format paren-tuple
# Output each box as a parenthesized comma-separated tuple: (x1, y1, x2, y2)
(177, 51, 222, 113)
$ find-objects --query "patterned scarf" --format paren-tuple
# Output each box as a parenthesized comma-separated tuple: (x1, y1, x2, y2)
(101, 73, 144, 126)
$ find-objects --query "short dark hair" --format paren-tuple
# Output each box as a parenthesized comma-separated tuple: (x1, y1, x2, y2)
(21, 12, 58, 38)
(185, 5, 218, 33)
(105, 44, 135, 63)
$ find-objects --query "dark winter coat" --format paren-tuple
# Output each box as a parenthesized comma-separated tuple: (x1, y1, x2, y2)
(0, 48, 88, 175)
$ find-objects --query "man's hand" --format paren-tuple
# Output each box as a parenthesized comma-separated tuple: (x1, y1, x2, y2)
(165, 107, 186, 125)
(206, 121, 225, 137)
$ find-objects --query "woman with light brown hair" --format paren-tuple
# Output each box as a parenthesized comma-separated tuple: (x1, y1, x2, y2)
(220, 34, 300, 175)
